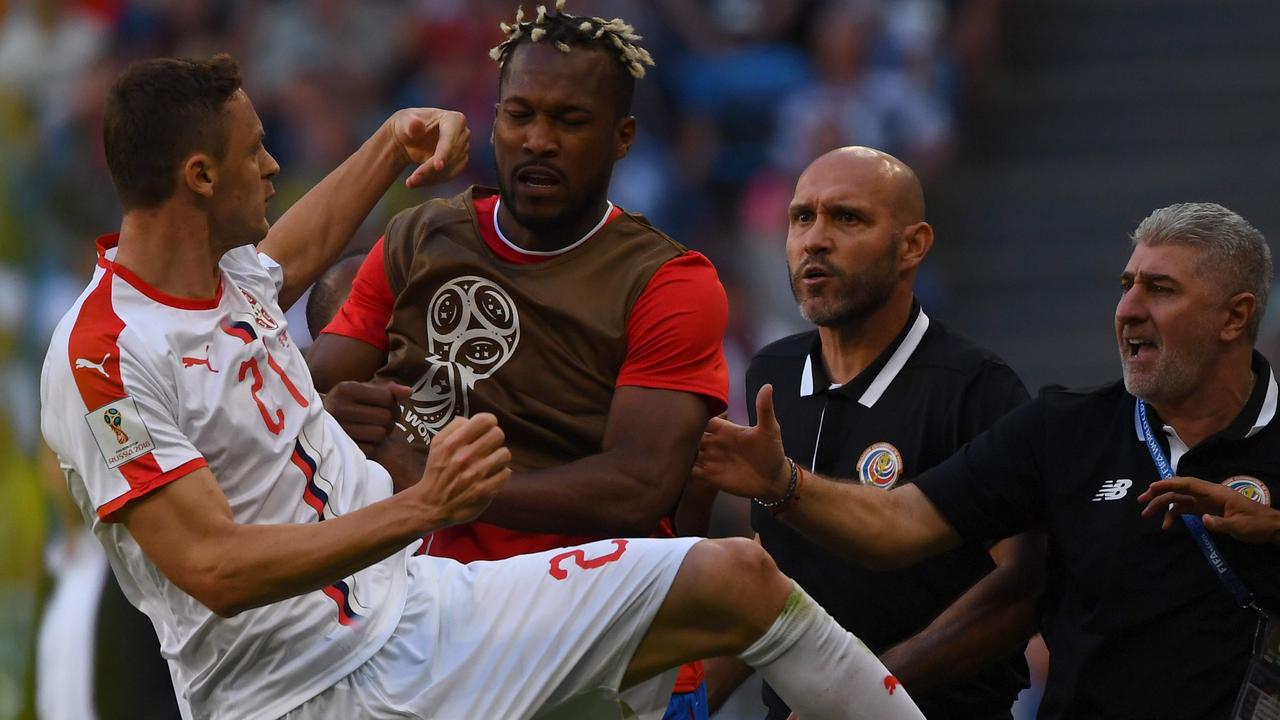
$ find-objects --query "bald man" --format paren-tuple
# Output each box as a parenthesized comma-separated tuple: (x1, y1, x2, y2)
(698, 148, 1042, 719)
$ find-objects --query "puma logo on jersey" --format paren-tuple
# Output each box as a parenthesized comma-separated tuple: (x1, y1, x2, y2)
(181, 346, 219, 373)
(1092, 478, 1134, 502)
(75, 353, 111, 378)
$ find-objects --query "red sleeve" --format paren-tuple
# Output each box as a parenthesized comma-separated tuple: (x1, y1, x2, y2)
(320, 236, 393, 351)
(616, 252, 729, 416)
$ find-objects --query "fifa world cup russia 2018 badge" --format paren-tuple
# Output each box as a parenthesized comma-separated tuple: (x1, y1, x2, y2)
(104, 408, 129, 444)
(857, 442, 903, 490)
(1222, 475, 1271, 506)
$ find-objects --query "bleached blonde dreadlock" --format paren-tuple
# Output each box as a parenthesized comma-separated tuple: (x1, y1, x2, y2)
(489, 0, 656, 81)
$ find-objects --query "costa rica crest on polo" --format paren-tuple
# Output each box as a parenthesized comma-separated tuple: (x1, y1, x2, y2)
(1221, 475, 1271, 506)
(857, 442, 903, 490)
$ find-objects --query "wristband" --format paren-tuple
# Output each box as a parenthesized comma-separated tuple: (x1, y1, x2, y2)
(755, 457, 799, 510)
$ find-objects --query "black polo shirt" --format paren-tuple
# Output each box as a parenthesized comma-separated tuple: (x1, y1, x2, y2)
(749, 303, 1031, 719)
(917, 352, 1280, 719)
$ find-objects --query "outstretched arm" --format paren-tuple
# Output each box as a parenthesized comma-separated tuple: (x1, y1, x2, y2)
(480, 386, 708, 536)
(693, 384, 962, 568)
(877, 531, 1044, 690)
(261, 108, 470, 310)
(323, 384, 714, 535)
(119, 414, 508, 618)
(1140, 476, 1280, 544)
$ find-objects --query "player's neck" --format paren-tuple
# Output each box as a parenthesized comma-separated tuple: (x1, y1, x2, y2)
(1147, 348, 1255, 449)
(496, 197, 611, 253)
(114, 207, 224, 299)
(816, 290, 914, 386)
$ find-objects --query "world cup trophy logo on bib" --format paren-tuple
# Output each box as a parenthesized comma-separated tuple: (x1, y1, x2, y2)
(103, 408, 129, 444)
(404, 276, 520, 442)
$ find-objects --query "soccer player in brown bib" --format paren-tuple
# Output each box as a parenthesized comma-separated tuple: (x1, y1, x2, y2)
(308, 4, 727, 715)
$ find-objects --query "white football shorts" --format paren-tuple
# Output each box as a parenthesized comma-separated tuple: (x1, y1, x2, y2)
(285, 536, 702, 720)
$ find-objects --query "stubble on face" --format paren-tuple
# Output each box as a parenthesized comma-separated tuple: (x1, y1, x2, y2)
(1120, 312, 1220, 404)
(790, 233, 900, 328)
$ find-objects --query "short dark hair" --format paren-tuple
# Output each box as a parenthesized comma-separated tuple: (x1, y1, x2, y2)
(491, 2, 654, 119)
(104, 54, 243, 210)
(306, 252, 366, 341)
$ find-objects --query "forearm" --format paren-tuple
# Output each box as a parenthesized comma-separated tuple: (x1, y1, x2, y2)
(780, 476, 961, 569)
(203, 492, 428, 616)
(878, 561, 1039, 690)
(265, 120, 406, 308)
(481, 453, 683, 536)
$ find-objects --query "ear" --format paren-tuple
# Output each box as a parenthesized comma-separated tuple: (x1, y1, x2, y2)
(491, 103, 499, 146)
(614, 116, 636, 161)
(1220, 291, 1257, 343)
(183, 153, 217, 199)
(898, 221, 934, 273)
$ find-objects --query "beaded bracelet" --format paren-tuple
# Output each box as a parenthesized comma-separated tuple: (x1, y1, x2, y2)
(754, 457, 799, 509)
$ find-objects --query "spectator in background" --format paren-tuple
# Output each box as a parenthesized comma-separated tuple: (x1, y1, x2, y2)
(770, 0, 953, 183)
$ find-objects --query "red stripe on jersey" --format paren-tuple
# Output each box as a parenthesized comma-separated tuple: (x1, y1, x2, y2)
(321, 582, 360, 625)
(95, 234, 222, 310)
(69, 270, 166, 492)
(95, 458, 208, 520)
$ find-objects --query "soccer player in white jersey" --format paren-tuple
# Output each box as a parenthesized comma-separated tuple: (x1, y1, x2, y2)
(39, 54, 924, 720)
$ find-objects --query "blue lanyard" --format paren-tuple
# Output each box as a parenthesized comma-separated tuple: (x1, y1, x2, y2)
(1135, 400, 1257, 610)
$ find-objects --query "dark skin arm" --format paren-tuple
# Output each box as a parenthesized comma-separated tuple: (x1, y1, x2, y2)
(877, 531, 1044, 690)
(313, 376, 708, 536)
(478, 385, 708, 535)
(310, 327, 710, 535)
(308, 334, 386, 392)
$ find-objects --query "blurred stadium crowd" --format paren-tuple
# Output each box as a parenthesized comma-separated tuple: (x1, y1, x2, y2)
(0, 0, 1005, 716)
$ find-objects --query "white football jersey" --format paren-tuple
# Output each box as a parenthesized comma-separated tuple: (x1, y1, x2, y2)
(40, 235, 409, 720)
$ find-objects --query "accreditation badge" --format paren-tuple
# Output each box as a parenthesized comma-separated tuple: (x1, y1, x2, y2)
(1232, 610, 1280, 719)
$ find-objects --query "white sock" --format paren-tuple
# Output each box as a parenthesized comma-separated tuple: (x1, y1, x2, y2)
(738, 582, 924, 720)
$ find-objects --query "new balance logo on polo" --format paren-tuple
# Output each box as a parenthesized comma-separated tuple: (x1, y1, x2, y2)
(1093, 478, 1133, 502)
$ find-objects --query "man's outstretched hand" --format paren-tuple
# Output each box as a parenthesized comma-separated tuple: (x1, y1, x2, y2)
(1139, 476, 1280, 544)
(692, 384, 791, 502)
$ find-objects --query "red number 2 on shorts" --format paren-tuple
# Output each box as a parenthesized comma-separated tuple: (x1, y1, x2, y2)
(548, 539, 629, 580)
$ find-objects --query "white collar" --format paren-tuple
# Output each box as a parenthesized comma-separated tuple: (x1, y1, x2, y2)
(492, 197, 614, 257)
(799, 308, 931, 408)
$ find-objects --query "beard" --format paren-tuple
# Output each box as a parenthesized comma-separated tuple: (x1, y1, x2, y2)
(495, 160, 609, 233)
(1120, 332, 1216, 404)
(790, 239, 899, 328)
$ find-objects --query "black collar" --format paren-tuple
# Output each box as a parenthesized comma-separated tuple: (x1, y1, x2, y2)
(1133, 350, 1278, 444)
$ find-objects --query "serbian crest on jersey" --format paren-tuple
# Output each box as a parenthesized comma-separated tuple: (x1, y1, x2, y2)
(1222, 475, 1271, 506)
(240, 289, 278, 330)
(856, 442, 903, 490)
(400, 276, 520, 444)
